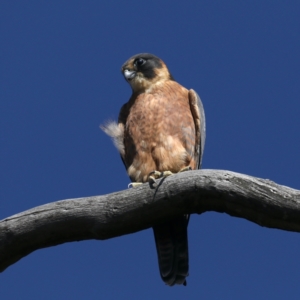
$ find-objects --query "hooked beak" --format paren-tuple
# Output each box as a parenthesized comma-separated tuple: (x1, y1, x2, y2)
(123, 69, 136, 80)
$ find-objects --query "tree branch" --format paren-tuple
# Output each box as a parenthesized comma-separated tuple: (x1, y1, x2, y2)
(1, 169, 300, 272)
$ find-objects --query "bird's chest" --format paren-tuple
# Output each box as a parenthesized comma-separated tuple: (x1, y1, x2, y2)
(126, 95, 183, 149)
(124, 93, 193, 181)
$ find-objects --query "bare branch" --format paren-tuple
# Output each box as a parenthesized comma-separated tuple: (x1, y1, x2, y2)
(1, 169, 300, 272)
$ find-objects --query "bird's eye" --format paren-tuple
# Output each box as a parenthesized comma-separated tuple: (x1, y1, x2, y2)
(135, 58, 146, 67)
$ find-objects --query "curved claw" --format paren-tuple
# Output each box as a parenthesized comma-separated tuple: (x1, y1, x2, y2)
(180, 166, 192, 172)
(128, 182, 143, 188)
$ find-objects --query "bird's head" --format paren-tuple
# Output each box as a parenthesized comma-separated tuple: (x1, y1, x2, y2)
(121, 53, 174, 93)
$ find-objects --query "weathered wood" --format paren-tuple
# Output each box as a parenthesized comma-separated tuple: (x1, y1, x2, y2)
(0, 169, 300, 272)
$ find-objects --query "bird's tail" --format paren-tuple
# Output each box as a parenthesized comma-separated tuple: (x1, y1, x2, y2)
(153, 215, 189, 286)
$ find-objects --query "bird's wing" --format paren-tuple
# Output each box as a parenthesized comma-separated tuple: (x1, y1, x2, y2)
(188, 89, 206, 169)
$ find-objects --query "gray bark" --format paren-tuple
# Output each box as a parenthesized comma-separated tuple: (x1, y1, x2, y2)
(0, 169, 300, 272)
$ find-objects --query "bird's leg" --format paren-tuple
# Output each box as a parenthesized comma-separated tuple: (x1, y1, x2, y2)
(129, 167, 193, 188)
(148, 166, 192, 184)
(148, 170, 173, 184)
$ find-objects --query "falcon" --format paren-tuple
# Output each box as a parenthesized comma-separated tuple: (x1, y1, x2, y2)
(102, 53, 206, 286)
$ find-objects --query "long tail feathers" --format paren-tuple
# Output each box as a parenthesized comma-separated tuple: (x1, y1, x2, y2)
(153, 215, 189, 286)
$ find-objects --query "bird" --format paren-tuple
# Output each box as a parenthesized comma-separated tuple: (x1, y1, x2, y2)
(101, 53, 206, 286)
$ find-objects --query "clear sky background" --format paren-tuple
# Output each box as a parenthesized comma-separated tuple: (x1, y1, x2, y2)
(1, 1, 300, 299)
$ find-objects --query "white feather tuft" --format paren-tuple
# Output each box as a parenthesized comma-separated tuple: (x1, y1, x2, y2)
(100, 121, 125, 156)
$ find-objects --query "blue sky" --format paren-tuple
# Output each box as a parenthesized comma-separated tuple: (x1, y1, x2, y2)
(1, 1, 300, 299)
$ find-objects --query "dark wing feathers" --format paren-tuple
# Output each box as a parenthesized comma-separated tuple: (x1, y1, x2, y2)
(188, 89, 206, 169)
